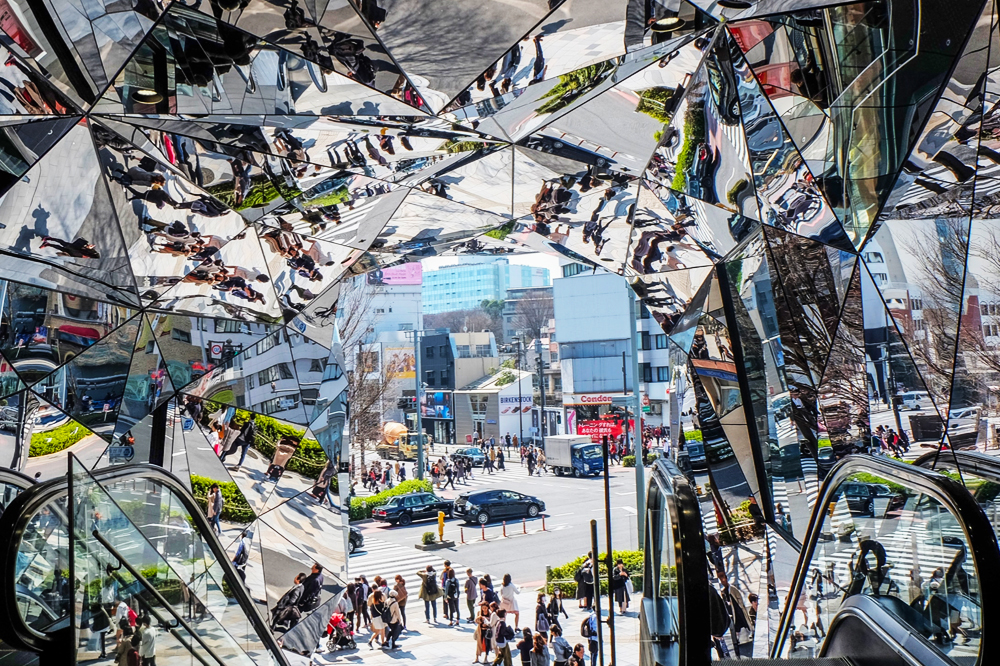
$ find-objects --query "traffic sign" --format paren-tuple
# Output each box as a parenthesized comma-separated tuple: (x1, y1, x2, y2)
(611, 396, 630, 406)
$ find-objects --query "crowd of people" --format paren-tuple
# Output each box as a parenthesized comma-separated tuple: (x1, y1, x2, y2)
(324, 559, 624, 666)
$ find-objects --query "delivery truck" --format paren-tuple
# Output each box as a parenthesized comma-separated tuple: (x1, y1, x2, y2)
(544, 434, 605, 477)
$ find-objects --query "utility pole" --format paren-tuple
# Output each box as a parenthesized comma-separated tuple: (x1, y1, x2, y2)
(411, 329, 425, 480)
(514, 338, 524, 447)
(628, 284, 646, 549)
(536, 339, 546, 443)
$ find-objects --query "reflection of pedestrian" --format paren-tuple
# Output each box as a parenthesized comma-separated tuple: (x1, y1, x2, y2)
(39, 236, 100, 258)
(232, 530, 252, 582)
(206, 484, 223, 535)
(299, 563, 324, 614)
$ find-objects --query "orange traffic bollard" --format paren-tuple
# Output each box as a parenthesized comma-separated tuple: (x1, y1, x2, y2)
(503, 521, 507, 537)
(481, 524, 486, 541)
(523, 518, 527, 534)
(461, 528, 465, 544)
(542, 515, 546, 531)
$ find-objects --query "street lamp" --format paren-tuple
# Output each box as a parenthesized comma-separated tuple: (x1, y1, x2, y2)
(512, 337, 525, 449)
(535, 339, 546, 442)
(405, 329, 425, 480)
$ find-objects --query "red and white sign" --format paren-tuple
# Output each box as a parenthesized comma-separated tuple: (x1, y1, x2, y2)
(577, 420, 622, 441)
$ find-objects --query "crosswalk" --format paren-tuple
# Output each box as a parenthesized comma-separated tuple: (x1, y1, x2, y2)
(347, 537, 485, 597)
(353, 456, 566, 498)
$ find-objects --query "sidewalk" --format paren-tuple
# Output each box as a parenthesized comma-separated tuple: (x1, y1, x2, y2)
(297, 588, 641, 666)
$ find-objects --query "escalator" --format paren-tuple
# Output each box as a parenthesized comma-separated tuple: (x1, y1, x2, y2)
(641, 455, 1000, 666)
(0, 455, 287, 665)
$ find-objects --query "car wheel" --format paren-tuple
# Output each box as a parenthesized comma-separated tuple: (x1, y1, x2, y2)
(349, 539, 357, 554)
(573, 468, 582, 478)
(477, 511, 490, 525)
(398, 513, 412, 527)
(527, 504, 540, 518)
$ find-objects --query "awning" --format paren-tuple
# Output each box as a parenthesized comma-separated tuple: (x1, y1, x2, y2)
(59, 325, 100, 339)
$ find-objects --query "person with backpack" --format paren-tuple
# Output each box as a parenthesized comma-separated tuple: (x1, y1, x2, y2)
(574, 556, 594, 610)
(271, 573, 305, 631)
(138, 615, 157, 665)
(368, 589, 389, 648)
(445, 569, 461, 626)
(89, 602, 112, 658)
(232, 530, 251, 582)
(206, 484, 224, 536)
(517, 628, 534, 666)
(493, 609, 515, 666)
(581, 612, 598, 666)
(417, 564, 442, 623)
(386, 590, 404, 649)
(549, 625, 573, 666)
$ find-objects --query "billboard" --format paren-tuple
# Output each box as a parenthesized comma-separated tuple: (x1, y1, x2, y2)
(384, 346, 415, 378)
(420, 390, 453, 418)
(366, 263, 423, 285)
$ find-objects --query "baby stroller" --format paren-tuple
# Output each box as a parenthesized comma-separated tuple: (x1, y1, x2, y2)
(324, 612, 356, 650)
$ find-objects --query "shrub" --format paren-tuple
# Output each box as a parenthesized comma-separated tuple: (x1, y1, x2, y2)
(422, 531, 437, 545)
(349, 479, 433, 521)
(684, 430, 704, 442)
(29, 420, 90, 457)
(622, 455, 636, 468)
(645, 453, 659, 465)
(546, 550, 645, 596)
(847, 472, 907, 495)
(190, 475, 257, 524)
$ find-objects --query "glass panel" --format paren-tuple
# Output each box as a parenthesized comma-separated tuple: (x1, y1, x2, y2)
(14, 497, 71, 633)
(69, 456, 264, 665)
(783, 471, 981, 661)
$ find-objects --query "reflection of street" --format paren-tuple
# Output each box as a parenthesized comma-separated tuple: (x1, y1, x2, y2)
(24, 433, 108, 481)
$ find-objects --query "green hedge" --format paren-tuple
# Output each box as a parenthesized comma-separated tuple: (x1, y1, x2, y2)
(623, 453, 659, 467)
(349, 479, 432, 521)
(29, 420, 90, 457)
(847, 472, 908, 495)
(190, 475, 257, 524)
(546, 550, 645, 596)
(684, 430, 703, 442)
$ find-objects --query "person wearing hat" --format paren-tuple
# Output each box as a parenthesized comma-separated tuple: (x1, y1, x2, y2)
(386, 590, 404, 649)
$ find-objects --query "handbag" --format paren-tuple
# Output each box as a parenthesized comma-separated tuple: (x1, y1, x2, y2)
(625, 577, 634, 595)
(736, 627, 751, 644)
(536, 612, 550, 633)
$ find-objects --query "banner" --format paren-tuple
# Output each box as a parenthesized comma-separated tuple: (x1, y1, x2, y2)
(366, 263, 423, 285)
(385, 347, 415, 378)
(577, 420, 621, 439)
(420, 390, 452, 418)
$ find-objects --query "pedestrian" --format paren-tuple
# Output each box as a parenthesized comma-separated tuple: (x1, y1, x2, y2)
(343, 582, 357, 629)
(574, 556, 594, 610)
(220, 416, 256, 470)
(612, 559, 631, 614)
(550, 625, 573, 666)
(232, 530, 251, 582)
(547, 588, 568, 630)
(387, 590, 403, 648)
(206, 483, 223, 535)
(484, 454, 495, 475)
(393, 575, 408, 629)
(446, 568, 461, 626)
(353, 578, 369, 631)
(505, 433, 512, 451)
(298, 564, 324, 614)
(500, 574, 520, 627)
(270, 573, 305, 631)
(493, 609, 515, 666)
(517, 628, 533, 666)
(465, 569, 479, 622)
(475, 603, 492, 663)
(534, 593, 550, 634)
(417, 564, 441, 623)
(530, 633, 550, 666)
(368, 589, 388, 648)
(719, 572, 751, 657)
(446, 465, 457, 489)
(568, 644, 587, 666)
(582, 611, 598, 666)
(480, 579, 499, 605)
(527, 451, 535, 476)
(441, 561, 454, 622)
(138, 615, 157, 666)
(89, 602, 111, 658)
(498, 449, 506, 470)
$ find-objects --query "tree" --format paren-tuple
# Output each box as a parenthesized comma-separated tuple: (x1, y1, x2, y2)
(337, 277, 401, 462)
(513, 294, 553, 341)
(424, 304, 502, 341)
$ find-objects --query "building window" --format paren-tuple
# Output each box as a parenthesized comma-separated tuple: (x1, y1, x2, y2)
(656, 366, 669, 382)
(440, 370, 449, 385)
(456, 345, 471, 358)
(145, 341, 155, 353)
(640, 363, 652, 383)
(655, 334, 667, 349)
(309, 358, 325, 373)
(640, 331, 651, 350)
(258, 363, 294, 385)
(215, 319, 247, 334)
(170, 328, 190, 343)
(475, 344, 491, 356)
(426, 370, 435, 384)
(256, 333, 279, 354)
(439, 346, 447, 357)
(426, 346, 434, 358)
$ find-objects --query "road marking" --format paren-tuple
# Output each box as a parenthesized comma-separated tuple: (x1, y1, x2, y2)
(551, 512, 575, 517)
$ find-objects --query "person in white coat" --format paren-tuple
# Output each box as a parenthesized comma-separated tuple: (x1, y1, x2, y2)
(500, 574, 520, 627)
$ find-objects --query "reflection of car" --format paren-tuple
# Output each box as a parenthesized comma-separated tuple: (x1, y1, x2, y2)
(371, 492, 454, 526)
(843, 482, 904, 516)
(451, 447, 486, 467)
(454, 490, 545, 525)
(899, 391, 930, 411)
(745, 115, 783, 153)
(349, 526, 364, 554)
(816, 447, 837, 479)
(685, 440, 707, 470)
(0, 406, 18, 432)
(706, 42, 742, 125)
(776, 187, 821, 224)
(772, 393, 792, 421)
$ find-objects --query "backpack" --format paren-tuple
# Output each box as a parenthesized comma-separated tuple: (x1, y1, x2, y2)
(447, 578, 459, 599)
(126, 649, 140, 666)
(234, 542, 249, 567)
(424, 574, 439, 596)
(581, 616, 593, 638)
(503, 623, 516, 641)
(127, 607, 137, 626)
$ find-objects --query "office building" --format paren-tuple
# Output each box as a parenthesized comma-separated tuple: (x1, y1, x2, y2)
(422, 257, 550, 314)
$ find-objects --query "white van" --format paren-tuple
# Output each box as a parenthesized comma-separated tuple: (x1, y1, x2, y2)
(898, 391, 930, 411)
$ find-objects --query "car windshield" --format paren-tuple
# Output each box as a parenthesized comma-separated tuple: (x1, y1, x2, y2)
(872, 484, 892, 496)
(383, 498, 400, 507)
(580, 446, 602, 459)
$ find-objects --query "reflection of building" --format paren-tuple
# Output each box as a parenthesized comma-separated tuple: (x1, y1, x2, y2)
(422, 257, 550, 315)
(454, 370, 532, 443)
(502, 286, 553, 341)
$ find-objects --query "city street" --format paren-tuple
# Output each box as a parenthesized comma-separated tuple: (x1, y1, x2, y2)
(349, 446, 645, 588)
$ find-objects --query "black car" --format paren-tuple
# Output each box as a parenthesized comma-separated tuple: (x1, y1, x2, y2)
(371, 492, 454, 526)
(454, 490, 545, 525)
(842, 482, 904, 516)
(451, 447, 486, 466)
(349, 526, 364, 554)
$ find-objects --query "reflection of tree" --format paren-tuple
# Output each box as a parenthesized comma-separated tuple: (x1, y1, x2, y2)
(514, 295, 554, 341)
(535, 61, 616, 115)
(817, 269, 869, 444)
(424, 304, 504, 343)
(953, 223, 1000, 410)
(338, 278, 400, 456)
(635, 87, 677, 124)
(901, 218, 968, 406)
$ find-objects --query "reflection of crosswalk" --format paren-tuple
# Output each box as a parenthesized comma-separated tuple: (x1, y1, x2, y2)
(353, 458, 549, 498)
(348, 537, 483, 594)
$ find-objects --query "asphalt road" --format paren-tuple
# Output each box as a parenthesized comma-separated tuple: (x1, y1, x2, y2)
(354, 451, 646, 585)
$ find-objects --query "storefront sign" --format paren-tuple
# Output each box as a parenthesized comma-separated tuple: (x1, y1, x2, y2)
(563, 393, 628, 406)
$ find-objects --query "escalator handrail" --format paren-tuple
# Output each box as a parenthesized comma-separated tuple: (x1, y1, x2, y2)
(92, 529, 222, 666)
(913, 449, 1000, 479)
(0, 468, 38, 489)
(771, 454, 1000, 663)
(0, 462, 290, 665)
(647, 458, 712, 665)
